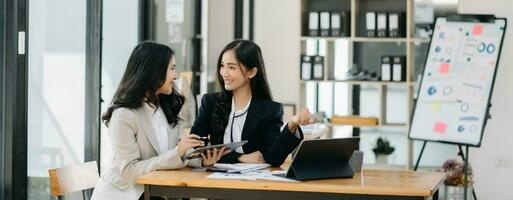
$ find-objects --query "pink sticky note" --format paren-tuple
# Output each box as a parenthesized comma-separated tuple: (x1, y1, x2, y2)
(473, 25, 483, 35)
(439, 63, 450, 74)
(433, 122, 447, 134)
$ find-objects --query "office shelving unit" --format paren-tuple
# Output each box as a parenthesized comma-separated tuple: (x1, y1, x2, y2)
(298, 0, 430, 169)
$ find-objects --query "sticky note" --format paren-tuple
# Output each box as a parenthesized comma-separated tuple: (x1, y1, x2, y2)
(432, 102, 441, 112)
(433, 122, 447, 134)
(473, 25, 483, 35)
(439, 63, 450, 74)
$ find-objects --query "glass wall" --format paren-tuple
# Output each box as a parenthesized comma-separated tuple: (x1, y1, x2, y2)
(100, 0, 140, 172)
(27, 0, 86, 199)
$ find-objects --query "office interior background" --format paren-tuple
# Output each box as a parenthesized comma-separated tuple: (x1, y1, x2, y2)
(1, 0, 512, 199)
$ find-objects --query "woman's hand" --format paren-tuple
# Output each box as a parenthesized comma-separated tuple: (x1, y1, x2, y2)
(177, 134, 204, 157)
(238, 151, 266, 164)
(201, 147, 230, 167)
(287, 108, 315, 133)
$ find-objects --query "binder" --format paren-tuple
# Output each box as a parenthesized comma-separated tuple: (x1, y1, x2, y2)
(388, 12, 405, 37)
(331, 11, 350, 37)
(330, 12, 341, 36)
(320, 12, 331, 37)
(300, 55, 313, 80)
(377, 12, 388, 37)
(308, 12, 319, 36)
(381, 56, 392, 81)
(365, 12, 376, 37)
(312, 56, 324, 80)
(392, 56, 406, 81)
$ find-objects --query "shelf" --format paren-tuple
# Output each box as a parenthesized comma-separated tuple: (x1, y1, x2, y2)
(328, 122, 407, 129)
(300, 36, 351, 41)
(412, 37, 431, 44)
(299, 36, 428, 44)
(300, 80, 412, 86)
(353, 37, 408, 43)
(380, 123, 408, 128)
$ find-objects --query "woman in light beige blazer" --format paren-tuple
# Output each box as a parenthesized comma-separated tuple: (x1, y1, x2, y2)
(91, 41, 228, 200)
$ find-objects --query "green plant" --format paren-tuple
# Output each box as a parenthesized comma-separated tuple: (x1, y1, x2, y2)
(442, 159, 473, 186)
(372, 137, 395, 155)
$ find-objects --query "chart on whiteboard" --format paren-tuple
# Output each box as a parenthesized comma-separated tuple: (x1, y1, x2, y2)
(410, 17, 506, 146)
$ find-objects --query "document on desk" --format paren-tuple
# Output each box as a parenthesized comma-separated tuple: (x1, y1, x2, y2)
(212, 163, 271, 173)
(207, 170, 298, 182)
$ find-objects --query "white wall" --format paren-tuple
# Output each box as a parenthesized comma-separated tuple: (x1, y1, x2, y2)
(459, 1, 513, 199)
(207, 0, 234, 84)
(254, 0, 301, 104)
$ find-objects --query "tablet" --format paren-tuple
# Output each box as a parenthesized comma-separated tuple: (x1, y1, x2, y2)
(184, 140, 248, 160)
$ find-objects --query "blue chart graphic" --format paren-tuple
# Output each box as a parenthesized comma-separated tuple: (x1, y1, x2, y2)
(428, 86, 437, 96)
(458, 125, 465, 133)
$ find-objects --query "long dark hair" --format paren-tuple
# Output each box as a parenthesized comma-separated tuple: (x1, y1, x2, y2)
(211, 39, 273, 142)
(102, 41, 185, 127)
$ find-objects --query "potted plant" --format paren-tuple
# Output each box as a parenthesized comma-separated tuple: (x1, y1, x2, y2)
(372, 137, 395, 164)
(441, 159, 473, 200)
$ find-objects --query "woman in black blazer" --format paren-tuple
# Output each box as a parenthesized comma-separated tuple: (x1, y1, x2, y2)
(191, 39, 313, 167)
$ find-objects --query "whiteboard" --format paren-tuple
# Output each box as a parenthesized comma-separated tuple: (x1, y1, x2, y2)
(409, 16, 506, 146)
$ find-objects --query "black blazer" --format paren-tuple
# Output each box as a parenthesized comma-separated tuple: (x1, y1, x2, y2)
(191, 93, 303, 166)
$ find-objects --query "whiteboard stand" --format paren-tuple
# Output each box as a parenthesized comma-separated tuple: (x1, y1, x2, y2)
(413, 141, 477, 200)
(409, 14, 507, 200)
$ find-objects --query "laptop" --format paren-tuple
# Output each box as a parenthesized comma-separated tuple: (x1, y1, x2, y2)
(275, 137, 360, 181)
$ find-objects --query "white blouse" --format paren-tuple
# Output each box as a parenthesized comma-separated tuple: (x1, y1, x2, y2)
(143, 102, 169, 155)
(223, 97, 251, 153)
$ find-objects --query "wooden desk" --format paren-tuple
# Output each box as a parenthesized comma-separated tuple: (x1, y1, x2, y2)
(137, 168, 445, 200)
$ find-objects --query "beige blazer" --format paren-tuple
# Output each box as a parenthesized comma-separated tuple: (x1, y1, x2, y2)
(91, 107, 201, 200)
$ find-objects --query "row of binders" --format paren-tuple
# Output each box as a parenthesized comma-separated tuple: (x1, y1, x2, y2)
(381, 56, 406, 82)
(301, 55, 324, 80)
(308, 11, 350, 37)
(365, 12, 406, 38)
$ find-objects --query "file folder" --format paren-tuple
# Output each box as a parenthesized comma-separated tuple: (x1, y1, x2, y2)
(301, 55, 313, 80)
(320, 12, 331, 37)
(308, 12, 319, 36)
(332, 11, 350, 37)
(392, 56, 406, 81)
(381, 56, 392, 81)
(377, 12, 388, 37)
(312, 55, 324, 80)
(388, 12, 405, 37)
(365, 12, 376, 37)
(330, 12, 341, 36)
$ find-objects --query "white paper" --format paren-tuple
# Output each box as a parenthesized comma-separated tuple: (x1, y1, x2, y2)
(213, 163, 271, 173)
(207, 170, 299, 182)
(207, 172, 257, 180)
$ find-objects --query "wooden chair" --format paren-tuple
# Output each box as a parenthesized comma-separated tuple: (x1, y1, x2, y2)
(48, 161, 99, 200)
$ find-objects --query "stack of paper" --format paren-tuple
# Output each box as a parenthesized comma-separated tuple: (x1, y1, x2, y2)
(207, 170, 298, 182)
(212, 163, 270, 173)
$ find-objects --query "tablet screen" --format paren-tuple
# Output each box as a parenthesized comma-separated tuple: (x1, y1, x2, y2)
(184, 140, 248, 160)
